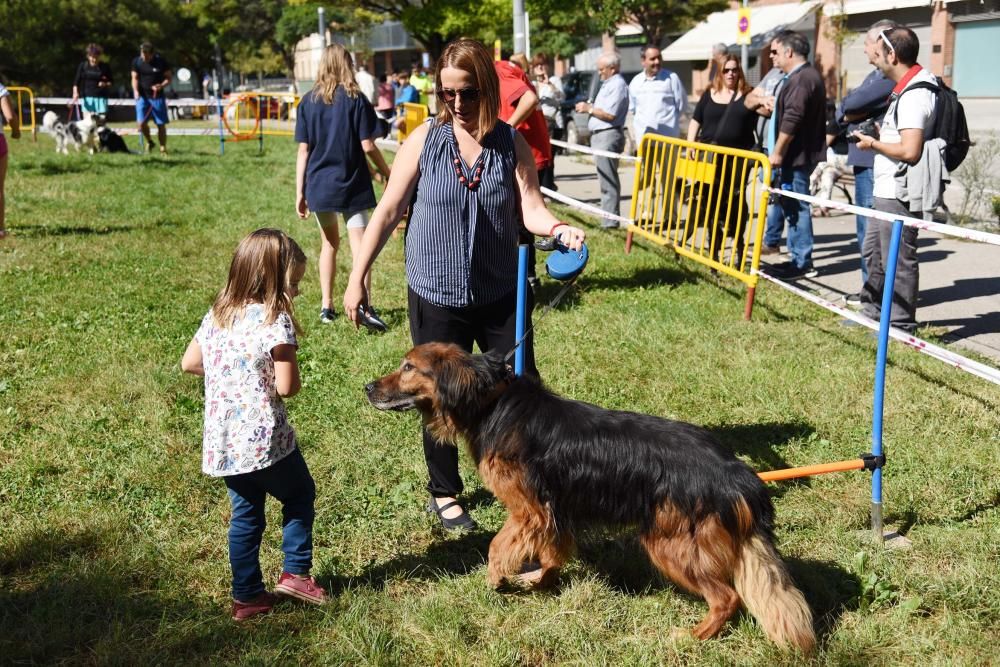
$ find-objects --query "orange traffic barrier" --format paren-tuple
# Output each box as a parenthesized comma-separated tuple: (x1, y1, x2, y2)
(757, 458, 866, 483)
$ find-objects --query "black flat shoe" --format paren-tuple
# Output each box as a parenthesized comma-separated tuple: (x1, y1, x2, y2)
(427, 496, 478, 532)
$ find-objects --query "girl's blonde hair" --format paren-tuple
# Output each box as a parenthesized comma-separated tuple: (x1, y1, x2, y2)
(434, 39, 500, 139)
(212, 228, 306, 334)
(311, 43, 360, 104)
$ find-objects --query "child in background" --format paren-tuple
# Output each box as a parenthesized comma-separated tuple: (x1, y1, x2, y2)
(181, 228, 327, 620)
(0, 82, 21, 239)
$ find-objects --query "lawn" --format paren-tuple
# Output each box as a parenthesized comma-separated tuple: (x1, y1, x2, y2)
(1, 136, 998, 665)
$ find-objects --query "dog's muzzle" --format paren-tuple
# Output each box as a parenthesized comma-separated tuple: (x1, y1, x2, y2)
(365, 381, 417, 412)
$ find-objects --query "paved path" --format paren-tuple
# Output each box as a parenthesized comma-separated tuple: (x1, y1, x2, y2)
(550, 152, 1000, 365)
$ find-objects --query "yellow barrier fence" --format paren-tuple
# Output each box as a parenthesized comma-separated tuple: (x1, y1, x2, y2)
(223, 92, 300, 140)
(2, 86, 36, 136)
(397, 102, 429, 142)
(627, 134, 772, 319)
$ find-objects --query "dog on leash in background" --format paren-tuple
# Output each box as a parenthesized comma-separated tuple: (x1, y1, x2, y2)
(42, 110, 99, 155)
(97, 124, 130, 154)
(366, 343, 816, 653)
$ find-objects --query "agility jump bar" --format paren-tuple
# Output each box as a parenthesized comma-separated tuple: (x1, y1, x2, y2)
(757, 453, 884, 482)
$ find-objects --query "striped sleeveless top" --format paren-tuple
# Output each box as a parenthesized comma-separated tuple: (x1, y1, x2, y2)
(406, 120, 520, 308)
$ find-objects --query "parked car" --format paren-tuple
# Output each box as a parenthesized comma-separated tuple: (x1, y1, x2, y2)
(556, 69, 640, 149)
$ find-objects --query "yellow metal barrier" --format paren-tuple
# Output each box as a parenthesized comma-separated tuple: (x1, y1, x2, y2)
(223, 91, 300, 140)
(397, 102, 428, 141)
(2, 86, 36, 135)
(627, 134, 772, 319)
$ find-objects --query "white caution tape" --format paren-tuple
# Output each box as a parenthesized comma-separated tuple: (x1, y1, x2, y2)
(767, 186, 1000, 247)
(549, 138, 641, 163)
(755, 268, 1000, 387)
(540, 186, 636, 225)
(37, 97, 219, 108)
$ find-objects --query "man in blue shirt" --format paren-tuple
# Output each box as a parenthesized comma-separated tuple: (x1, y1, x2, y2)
(576, 53, 629, 228)
(836, 19, 898, 305)
(393, 70, 421, 135)
(628, 46, 687, 142)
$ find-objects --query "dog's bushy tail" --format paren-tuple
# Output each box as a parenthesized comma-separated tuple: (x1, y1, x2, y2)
(734, 533, 816, 654)
(42, 111, 59, 131)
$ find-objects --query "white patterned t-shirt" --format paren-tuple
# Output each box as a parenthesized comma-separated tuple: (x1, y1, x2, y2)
(195, 304, 298, 476)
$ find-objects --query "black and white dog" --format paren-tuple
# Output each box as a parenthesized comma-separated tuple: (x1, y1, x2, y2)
(42, 110, 100, 155)
(97, 125, 130, 154)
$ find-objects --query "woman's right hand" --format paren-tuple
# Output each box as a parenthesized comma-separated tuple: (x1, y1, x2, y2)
(296, 193, 309, 219)
(344, 279, 367, 328)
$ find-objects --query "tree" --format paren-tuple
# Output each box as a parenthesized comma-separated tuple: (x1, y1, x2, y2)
(588, 0, 729, 48)
(357, 0, 508, 59)
(0, 0, 208, 94)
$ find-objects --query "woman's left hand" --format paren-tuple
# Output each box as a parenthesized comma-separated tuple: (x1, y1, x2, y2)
(554, 224, 586, 251)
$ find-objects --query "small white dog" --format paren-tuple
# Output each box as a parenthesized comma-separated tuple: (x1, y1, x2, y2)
(42, 110, 100, 155)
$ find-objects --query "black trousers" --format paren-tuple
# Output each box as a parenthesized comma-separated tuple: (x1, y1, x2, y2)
(408, 286, 537, 497)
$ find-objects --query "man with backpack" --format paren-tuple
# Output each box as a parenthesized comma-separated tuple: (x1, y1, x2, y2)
(852, 25, 966, 333)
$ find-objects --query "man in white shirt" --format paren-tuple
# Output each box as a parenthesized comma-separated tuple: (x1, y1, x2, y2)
(355, 63, 376, 105)
(576, 53, 629, 228)
(853, 26, 936, 333)
(628, 46, 687, 143)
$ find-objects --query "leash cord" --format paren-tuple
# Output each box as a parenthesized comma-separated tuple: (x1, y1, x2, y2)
(503, 274, 581, 364)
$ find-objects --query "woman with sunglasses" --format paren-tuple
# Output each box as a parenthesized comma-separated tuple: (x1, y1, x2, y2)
(686, 56, 757, 265)
(344, 39, 585, 531)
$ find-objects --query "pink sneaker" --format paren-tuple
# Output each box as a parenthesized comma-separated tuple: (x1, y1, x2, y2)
(232, 591, 278, 621)
(274, 572, 328, 604)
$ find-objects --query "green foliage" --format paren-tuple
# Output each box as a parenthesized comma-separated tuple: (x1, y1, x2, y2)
(587, 0, 729, 48)
(0, 0, 206, 93)
(992, 196, 1000, 223)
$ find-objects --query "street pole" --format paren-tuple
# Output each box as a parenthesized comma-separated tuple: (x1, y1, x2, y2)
(318, 7, 326, 49)
(513, 0, 526, 54)
(741, 0, 749, 74)
(525, 12, 531, 58)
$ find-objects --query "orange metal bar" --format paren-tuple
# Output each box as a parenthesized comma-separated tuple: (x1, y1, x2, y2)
(757, 458, 866, 482)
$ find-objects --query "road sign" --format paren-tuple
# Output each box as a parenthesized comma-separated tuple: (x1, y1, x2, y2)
(737, 7, 752, 46)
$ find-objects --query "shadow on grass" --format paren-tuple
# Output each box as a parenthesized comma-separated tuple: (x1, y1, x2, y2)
(577, 265, 696, 293)
(0, 526, 296, 663)
(12, 219, 179, 238)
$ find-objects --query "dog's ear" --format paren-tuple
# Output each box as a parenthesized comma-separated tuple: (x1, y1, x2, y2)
(435, 349, 509, 415)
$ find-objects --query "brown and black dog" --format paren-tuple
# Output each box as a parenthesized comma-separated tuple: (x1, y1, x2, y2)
(366, 342, 815, 652)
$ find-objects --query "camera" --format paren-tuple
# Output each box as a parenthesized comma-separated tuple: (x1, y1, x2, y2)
(848, 118, 879, 143)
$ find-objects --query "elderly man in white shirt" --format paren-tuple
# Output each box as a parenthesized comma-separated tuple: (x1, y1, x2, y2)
(576, 53, 630, 228)
(628, 46, 687, 143)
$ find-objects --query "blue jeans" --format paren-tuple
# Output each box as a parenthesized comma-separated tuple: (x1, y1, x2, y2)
(776, 166, 815, 270)
(764, 202, 784, 248)
(853, 166, 873, 285)
(223, 448, 316, 600)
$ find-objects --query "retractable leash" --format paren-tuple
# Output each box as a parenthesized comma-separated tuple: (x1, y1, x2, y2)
(505, 237, 590, 374)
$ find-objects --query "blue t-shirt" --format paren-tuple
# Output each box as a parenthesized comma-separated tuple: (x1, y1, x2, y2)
(395, 84, 419, 106)
(294, 86, 378, 213)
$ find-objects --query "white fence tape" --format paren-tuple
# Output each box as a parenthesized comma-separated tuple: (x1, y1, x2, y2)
(549, 138, 641, 163)
(37, 97, 216, 108)
(540, 186, 636, 225)
(756, 268, 1000, 387)
(767, 185, 1000, 247)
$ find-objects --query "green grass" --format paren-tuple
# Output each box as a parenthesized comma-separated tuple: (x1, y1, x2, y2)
(1, 136, 999, 665)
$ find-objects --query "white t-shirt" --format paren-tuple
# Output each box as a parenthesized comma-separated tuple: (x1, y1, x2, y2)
(873, 68, 937, 199)
(195, 304, 298, 477)
(356, 69, 376, 105)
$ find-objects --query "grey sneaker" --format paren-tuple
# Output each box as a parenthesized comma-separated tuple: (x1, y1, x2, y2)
(319, 308, 337, 323)
(843, 292, 862, 307)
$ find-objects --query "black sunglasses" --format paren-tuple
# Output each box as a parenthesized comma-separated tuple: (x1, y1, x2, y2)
(723, 67, 739, 73)
(770, 48, 780, 55)
(438, 88, 481, 104)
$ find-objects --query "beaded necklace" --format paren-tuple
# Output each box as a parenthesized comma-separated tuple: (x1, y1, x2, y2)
(449, 130, 484, 191)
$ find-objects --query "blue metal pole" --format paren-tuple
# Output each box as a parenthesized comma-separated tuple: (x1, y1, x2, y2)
(215, 82, 225, 156)
(514, 244, 529, 376)
(871, 218, 903, 542)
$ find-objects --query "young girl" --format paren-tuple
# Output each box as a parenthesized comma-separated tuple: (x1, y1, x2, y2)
(295, 43, 391, 325)
(181, 228, 327, 620)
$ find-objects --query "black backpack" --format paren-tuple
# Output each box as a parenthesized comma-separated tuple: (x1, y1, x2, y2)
(894, 77, 971, 172)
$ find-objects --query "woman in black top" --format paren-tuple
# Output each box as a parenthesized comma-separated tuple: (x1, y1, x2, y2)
(72, 44, 113, 119)
(686, 56, 757, 265)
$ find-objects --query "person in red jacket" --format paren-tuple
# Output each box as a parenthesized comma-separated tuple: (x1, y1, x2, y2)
(495, 55, 555, 287)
